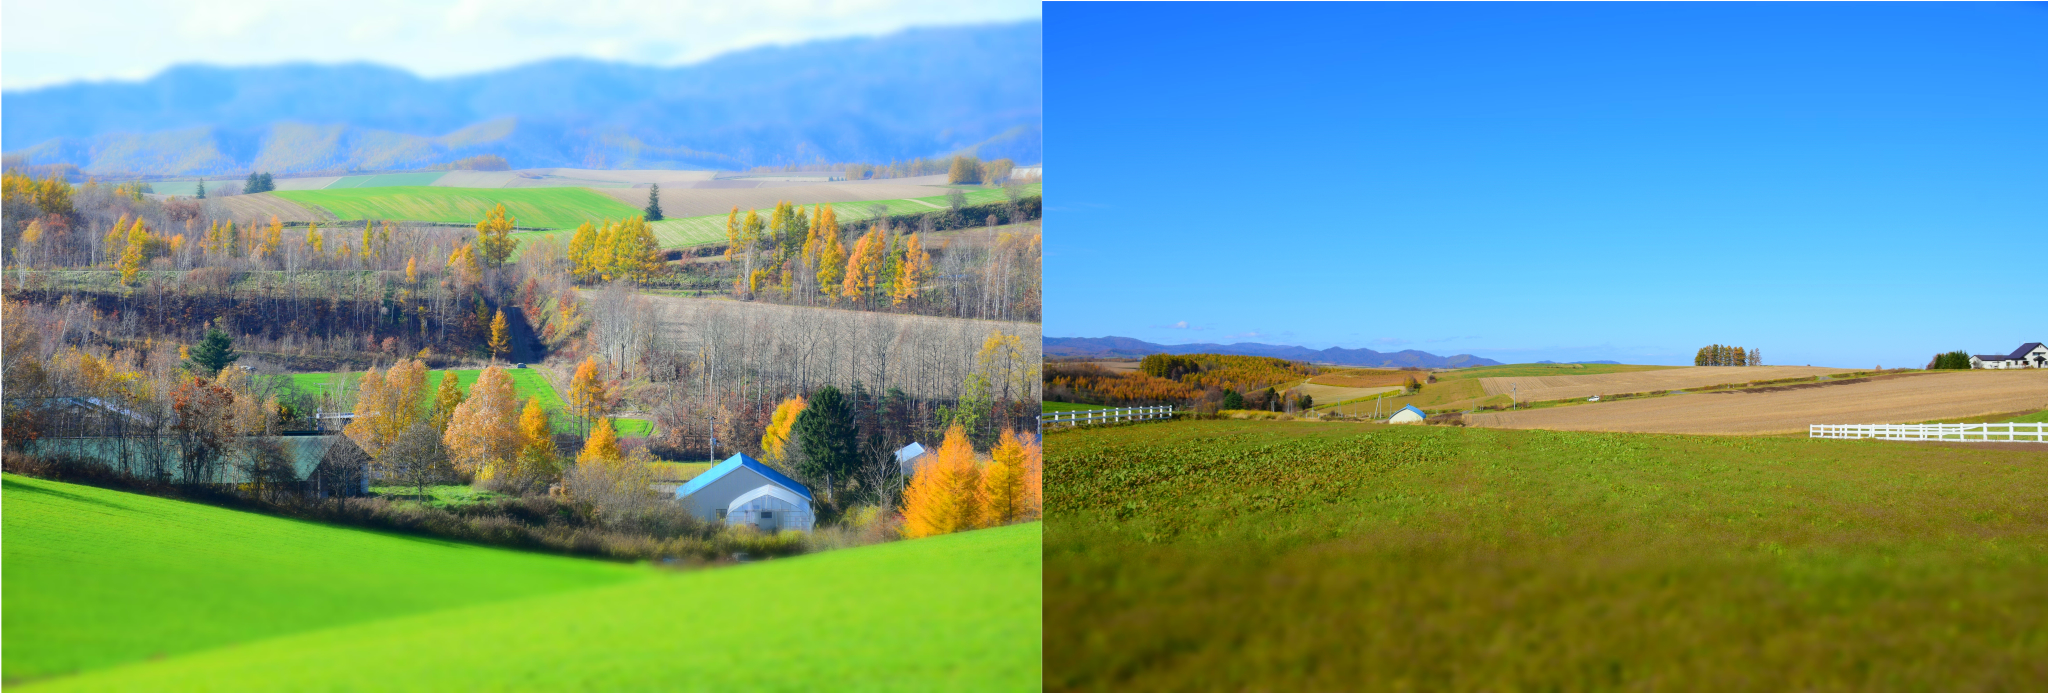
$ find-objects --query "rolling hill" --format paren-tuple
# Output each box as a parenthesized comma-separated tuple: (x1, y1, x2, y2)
(5, 474, 1042, 690)
(1045, 336, 1503, 368)
(3, 21, 1042, 176)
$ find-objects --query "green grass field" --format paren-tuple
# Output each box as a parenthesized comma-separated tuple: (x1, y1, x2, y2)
(280, 368, 652, 437)
(8, 474, 1041, 690)
(273, 186, 643, 230)
(1, 474, 642, 683)
(510, 182, 1044, 250)
(322, 172, 449, 189)
(1042, 402, 1112, 412)
(1045, 420, 2048, 690)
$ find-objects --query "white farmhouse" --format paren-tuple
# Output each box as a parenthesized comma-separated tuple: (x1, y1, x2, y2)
(1387, 404, 1427, 425)
(674, 453, 815, 533)
(1970, 343, 2047, 369)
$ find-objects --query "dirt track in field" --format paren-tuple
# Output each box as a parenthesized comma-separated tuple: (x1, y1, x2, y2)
(212, 193, 332, 223)
(1466, 370, 2048, 435)
(595, 183, 951, 218)
(1479, 366, 1853, 401)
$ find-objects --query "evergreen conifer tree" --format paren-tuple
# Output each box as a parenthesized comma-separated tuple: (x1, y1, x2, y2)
(644, 183, 664, 221)
(195, 178, 206, 199)
(793, 386, 859, 496)
(186, 328, 240, 374)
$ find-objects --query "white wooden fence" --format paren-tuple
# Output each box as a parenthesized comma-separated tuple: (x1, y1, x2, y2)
(1810, 423, 2047, 443)
(1040, 406, 1177, 430)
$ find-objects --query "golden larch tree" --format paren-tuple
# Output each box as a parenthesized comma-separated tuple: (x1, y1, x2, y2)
(118, 219, 149, 286)
(578, 418, 622, 466)
(443, 366, 522, 480)
(476, 203, 517, 267)
(345, 360, 428, 463)
(760, 396, 807, 461)
(891, 233, 932, 306)
(841, 227, 887, 303)
(981, 429, 1039, 526)
(901, 424, 984, 538)
(488, 310, 511, 362)
(567, 357, 611, 425)
(429, 370, 465, 431)
(567, 221, 597, 281)
(306, 221, 323, 254)
(516, 396, 560, 482)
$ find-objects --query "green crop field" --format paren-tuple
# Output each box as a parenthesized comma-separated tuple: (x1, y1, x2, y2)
(1436, 362, 1681, 379)
(279, 368, 651, 437)
(512, 182, 1044, 251)
(9, 475, 1041, 691)
(1, 474, 641, 683)
(273, 186, 643, 230)
(1045, 420, 2048, 690)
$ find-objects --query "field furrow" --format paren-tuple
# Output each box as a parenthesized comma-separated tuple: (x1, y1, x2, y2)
(1466, 370, 2048, 434)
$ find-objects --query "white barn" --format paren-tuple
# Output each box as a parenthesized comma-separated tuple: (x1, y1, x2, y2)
(1971, 343, 2047, 369)
(1387, 405, 1427, 425)
(674, 453, 815, 533)
(895, 442, 931, 476)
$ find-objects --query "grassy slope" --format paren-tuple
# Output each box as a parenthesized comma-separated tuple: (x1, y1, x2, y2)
(281, 369, 651, 436)
(1044, 420, 2048, 690)
(273, 186, 642, 230)
(1, 475, 642, 682)
(36, 523, 1043, 692)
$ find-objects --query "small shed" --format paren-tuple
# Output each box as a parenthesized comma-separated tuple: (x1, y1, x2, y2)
(895, 442, 931, 476)
(674, 453, 815, 533)
(1387, 405, 1427, 425)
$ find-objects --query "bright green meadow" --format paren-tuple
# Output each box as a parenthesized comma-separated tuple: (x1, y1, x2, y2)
(281, 368, 651, 437)
(1045, 419, 2048, 690)
(272, 186, 642, 230)
(1, 474, 641, 683)
(6, 474, 1042, 691)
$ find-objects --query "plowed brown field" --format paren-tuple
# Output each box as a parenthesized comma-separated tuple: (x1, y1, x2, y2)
(213, 193, 331, 223)
(595, 183, 949, 218)
(1479, 366, 1851, 401)
(1466, 370, 2048, 435)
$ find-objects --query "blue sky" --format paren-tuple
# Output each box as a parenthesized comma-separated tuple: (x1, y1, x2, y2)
(1045, 2, 2047, 368)
(1, 0, 1038, 89)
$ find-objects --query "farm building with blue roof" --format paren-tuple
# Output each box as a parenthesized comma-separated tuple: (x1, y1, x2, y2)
(1388, 404, 1427, 424)
(675, 453, 815, 533)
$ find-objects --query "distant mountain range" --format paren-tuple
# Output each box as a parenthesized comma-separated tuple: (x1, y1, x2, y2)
(1045, 336, 1504, 369)
(1, 22, 1040, 177)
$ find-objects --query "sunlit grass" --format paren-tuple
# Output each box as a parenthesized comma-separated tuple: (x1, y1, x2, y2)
(1045, 420, 2048, 690)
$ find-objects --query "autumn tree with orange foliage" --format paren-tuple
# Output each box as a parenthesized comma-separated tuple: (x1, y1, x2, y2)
(578, 418, 622, 466)
(980, 429, 1039, 526)
(344, 360, 428, 465)
(760, 396, 806, 462)
(443, 366, 522, 481)
(567, 356, 611, 430)
(902, 424, 984, 538)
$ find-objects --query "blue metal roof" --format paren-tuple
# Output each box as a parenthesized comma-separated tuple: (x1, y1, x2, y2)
(675, 453, 813, 500)
(1399, 405, 1427, 418)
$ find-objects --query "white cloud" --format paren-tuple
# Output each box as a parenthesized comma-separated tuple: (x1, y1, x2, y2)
(1, 0, 1040, 89)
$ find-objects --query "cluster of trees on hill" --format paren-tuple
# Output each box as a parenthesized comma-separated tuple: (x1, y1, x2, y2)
(679, 196, 1041, 321)
(1045, 354, 1316, 411)
(1927, 350, 1973, 370)
(1695, 345, 1761, 367)
(841, 155, 1019, 182)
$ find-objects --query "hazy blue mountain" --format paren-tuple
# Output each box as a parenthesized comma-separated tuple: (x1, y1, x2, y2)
(2, 21, 1040, 176)
(1045, 337, 1503, 369)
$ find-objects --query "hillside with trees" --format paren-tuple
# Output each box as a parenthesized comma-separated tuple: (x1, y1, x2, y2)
(1044, 354, 1316, 412)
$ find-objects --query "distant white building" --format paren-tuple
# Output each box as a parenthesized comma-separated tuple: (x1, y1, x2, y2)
(1971, 343, 2047, 369)
(1387, 405, 1427, 425)
(674, 453, 814, 533)
(894, 442, 931, 476)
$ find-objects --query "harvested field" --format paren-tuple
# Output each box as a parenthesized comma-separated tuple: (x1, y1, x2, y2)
(1439, 363, 1679, 380)
(595, 183, 957, 218)
(1295, 382, 1402, 404)
(212, 192, 332, 223)
(1479, 366, 1851, 401)
(1467, 370, 2048, 435)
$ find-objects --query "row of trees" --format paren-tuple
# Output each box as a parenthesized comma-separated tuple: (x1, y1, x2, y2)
(1928, 350, 1973, 370)
(564, 215, 665, 284)
(1695, 345, 1761, 367)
